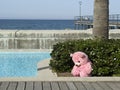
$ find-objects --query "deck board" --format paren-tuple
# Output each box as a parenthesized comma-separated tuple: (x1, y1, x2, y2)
(0, 82, 9, 90)
(7, 82, 17, 90)
(51, 82, 60, 90)
(107, 82, 120, 90)
(43, 82, 51, 90)
(17, 82, 25, 90)
(82, 82, 95, 90)
(91, 82, 103, 90)
(34, 82, 42, 90)
(25, 82, 33, 90)
(74, 82, 87, 90)
(115, 82, 120, 89)
(0, 81, 120, 90)
(97, 82, 112, 90)
(59, 82, 69, 90)
(66, 82, 77, 90)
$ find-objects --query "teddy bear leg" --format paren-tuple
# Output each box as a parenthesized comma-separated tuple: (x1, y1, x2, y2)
(71, 71, 80, 77)
(80, 71, 89, 77)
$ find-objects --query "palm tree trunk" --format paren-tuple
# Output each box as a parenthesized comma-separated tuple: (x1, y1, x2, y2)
(93, 0, 109, 39)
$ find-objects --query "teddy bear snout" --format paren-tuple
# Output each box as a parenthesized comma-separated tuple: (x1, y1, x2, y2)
(75, 62, 81, 67)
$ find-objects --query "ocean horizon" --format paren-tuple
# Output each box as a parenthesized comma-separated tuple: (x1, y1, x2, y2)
(0, 19, 76, 30)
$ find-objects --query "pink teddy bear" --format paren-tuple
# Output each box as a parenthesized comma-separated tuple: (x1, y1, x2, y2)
(70, 51, 92, 77)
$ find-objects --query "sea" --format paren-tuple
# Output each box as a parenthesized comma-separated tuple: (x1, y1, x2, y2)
(0, 19, 75, 30)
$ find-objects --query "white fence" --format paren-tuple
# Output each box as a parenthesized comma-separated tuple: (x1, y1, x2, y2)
(0, 29, 119, 49)
(0, 30, 92, 49)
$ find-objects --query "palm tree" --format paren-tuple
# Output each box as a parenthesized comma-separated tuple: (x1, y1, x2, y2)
(93, 0, 109, 39)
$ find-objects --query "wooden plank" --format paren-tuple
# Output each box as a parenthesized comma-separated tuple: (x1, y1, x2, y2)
(17, 82, 25, 90)
(0, 82, 9, 90)
(66, 82, 77, 90)
(91, 82, 104, 90)
(43, 82, 51, 90)
(114, 82, 120, 88)
(51, 82, 60, 90)
(82, 82, 95, 90)
(0, 81, 120, 90)
(58, 82, 69, 90)
(34, 82, 42, 90)
(107, 82, 120, 90)
(97, 82, 112, 90)
(0, 82, 2, 86)
(25, 82, 33, 90)
(74, 82, 87, 90)
(7, 82, 17, 90)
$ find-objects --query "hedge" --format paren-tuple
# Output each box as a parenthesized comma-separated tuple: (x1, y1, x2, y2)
(49, 39, 120, 76)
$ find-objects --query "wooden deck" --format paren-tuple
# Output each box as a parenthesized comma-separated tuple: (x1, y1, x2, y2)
(0, 81, 120, 90)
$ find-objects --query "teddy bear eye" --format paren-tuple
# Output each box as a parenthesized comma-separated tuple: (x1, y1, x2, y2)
(78, 61, 80, 63)
(81, 55, 85, 58)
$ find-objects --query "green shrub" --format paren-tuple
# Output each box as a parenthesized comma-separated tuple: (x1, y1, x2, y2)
(49, 39, 120, 76)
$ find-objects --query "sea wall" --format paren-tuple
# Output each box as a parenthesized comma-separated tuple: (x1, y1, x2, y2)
(0, 29, 120, 49)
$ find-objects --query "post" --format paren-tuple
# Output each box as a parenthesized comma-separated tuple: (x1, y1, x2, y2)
(79, 1, 82, 21)
(117, 14, 119, 28)
(14, 30, 20, 49)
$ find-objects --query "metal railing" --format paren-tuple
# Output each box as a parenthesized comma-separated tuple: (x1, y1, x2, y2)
(74, 14, 120, 29)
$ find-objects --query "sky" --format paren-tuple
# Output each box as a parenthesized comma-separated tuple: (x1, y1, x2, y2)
(0, 0, 119, 19)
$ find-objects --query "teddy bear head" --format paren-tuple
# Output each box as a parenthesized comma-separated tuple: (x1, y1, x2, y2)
(70, 51, 89, 66)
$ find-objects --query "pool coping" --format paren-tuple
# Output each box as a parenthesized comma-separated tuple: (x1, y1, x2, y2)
(0, 77, 120, 82)
(0, 49, 52, 52)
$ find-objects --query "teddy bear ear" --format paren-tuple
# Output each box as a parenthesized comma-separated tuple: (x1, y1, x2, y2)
(70, 54, 73, 57)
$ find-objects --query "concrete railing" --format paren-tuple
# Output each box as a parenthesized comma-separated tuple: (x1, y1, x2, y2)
(0, 30, 92, 49)
(0, 29, 120, 49)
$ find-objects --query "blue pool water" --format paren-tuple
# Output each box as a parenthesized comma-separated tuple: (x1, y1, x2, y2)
(0, 52, 50, 77)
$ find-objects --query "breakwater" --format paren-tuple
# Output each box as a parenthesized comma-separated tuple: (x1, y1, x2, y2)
(0, 29, 120, 49)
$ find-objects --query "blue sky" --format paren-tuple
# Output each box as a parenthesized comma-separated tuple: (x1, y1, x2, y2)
(0, 0, 119, 19)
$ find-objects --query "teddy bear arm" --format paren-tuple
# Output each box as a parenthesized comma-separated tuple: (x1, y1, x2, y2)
(85, 63, 92, 74)
(71, 66, 80, 76)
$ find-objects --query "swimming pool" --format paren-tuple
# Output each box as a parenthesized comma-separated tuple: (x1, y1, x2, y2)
(0, 52, 50, 77)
